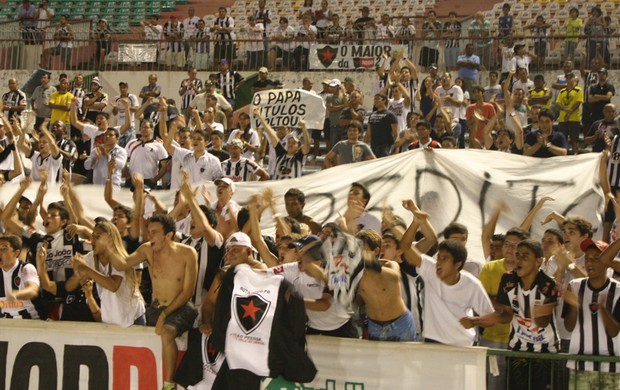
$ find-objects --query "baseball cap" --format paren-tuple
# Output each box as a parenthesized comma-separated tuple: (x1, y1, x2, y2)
(321, 79, 331, 85)
(360, 6, 370, 12)
(329, 78, 341, 87)
(259, 67, 269, 74)
(344, 76, 354, 83)
(429, 63, 438, 70)
(297, 235, 323, 260)
(226, 232, 252, 248)
(580, 238, 609, 252)
(599, 68, 608, 74)
(98, 18, 108, 24)
(220, 59, 228, 65)
(214, 177, 236, 193)
(228, 138, 244, 149)
(170, 14, 178, 19)
(91, 76, 102, 87)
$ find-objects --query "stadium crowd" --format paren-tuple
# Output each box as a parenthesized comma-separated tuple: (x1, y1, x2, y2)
(3, 1, 620, 389)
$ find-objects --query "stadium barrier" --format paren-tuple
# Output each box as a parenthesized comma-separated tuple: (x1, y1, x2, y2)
(0, 319, 486, 389)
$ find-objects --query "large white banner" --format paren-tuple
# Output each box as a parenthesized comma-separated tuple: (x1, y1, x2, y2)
(309, 43, 409, 70)
(0, 150, 603, 262)
(250, 89, 326, 130)
(0, 320, 486, 389)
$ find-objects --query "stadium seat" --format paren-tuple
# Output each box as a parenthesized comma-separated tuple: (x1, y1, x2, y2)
(602, 3, 615, 12)
(161, 0, 177, 12)
(529, 3, 543, 13)
(545, 50, 562, 66)
(513, 3, 525, 12)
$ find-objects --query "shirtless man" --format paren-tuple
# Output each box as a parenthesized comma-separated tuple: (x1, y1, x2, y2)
(356, 229, 415, 341)
(105, 214, 198, 390)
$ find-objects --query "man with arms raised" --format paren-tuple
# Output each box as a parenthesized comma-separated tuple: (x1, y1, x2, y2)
(357, 229, 415, 341)
(400, 201, 494, 346)
(106, 214, 198, 390)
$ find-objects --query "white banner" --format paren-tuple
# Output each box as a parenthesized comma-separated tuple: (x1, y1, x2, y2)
(118, 44, 158, 63)
(250, 89, 326, 130)
(309, 43, 409, 70)
(0, 150, 603, 262)
(0, 320, 486, 389)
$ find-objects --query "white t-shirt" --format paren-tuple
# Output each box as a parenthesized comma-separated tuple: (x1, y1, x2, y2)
(29, 151, 62, 184)
(435, 85, 464, 123)
(388, 97, 410, 133)
(227, 129, 260, 160)
(418, 254, 494, 346)
(170, 146, 223, 190)
(268, 262, 350, 331)
(85, 252, 145, 327)
(114, 94, 139, 129)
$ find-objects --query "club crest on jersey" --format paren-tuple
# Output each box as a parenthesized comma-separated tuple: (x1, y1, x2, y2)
(14, 276, 21, 286)
(233, 294, 270, 334)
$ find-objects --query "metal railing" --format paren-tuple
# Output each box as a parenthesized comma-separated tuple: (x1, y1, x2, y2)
(0, 21, 619, 73)
(487, 348, 620, 390)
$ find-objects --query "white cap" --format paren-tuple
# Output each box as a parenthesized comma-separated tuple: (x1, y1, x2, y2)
(226, 232, 253, 248)
(215, 177, 236, 193)
(328, 79, 341, 87)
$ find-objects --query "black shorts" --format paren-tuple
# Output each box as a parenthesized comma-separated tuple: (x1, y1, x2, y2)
(146, 301, 197, 335)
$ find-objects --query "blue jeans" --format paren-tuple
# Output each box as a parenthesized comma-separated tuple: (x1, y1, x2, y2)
(368, 310, 416, 341)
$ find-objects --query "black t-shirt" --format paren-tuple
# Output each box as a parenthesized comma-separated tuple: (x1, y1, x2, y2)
(368, 109, 398, 147)
(208, 148, 230, 162)
(55, 282, 97, 322)
(589, 83, 615, 119)
(589, 118, 620, 152)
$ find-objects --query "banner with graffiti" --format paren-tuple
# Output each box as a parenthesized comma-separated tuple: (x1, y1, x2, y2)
(308, 43, 410, 70)
(0, 150, 603, 262)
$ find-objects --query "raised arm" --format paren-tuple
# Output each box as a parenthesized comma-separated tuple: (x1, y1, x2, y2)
(520, 196, 554, 232)
(180, 177, 220, 246)
(299, 119, 311, 155)
(247, 196, 279, 267)
(70, 97, 87, 133)
(481, 202, 508, 260)
(253, 107, 279, 147)
(72, 253, 122, 292)
(399, 199, 424, 268)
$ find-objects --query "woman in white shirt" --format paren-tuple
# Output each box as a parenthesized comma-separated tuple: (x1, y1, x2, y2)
(72, 221, 145, 327)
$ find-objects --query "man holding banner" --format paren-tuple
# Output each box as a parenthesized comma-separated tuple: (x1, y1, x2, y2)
(254, 108, 310, 180)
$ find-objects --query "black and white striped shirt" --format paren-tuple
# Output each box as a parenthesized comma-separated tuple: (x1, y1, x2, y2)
(213, 16, 235, 42)
(218, 70, 244, 101)
(498, 270, 560, 353)
(194, 27, 210, 53)
(565, 277, 620, 372)
(179, 78, 203, 109)
(221, 157, 261, 182)
(2, 90, 27, 119)
(608, 135, 620, 188)
(164, 21, 184, 52)
(273, 143, 304, 180)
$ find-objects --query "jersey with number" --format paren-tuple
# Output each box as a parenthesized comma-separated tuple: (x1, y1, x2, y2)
(608, 134, 620, 188)
(497, 270, 560, 353)
(0, 261, 40, 319)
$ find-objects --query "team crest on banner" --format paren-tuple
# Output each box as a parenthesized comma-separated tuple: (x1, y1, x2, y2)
(316, 45, 338, 68)
(233, 294, 270, 334)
